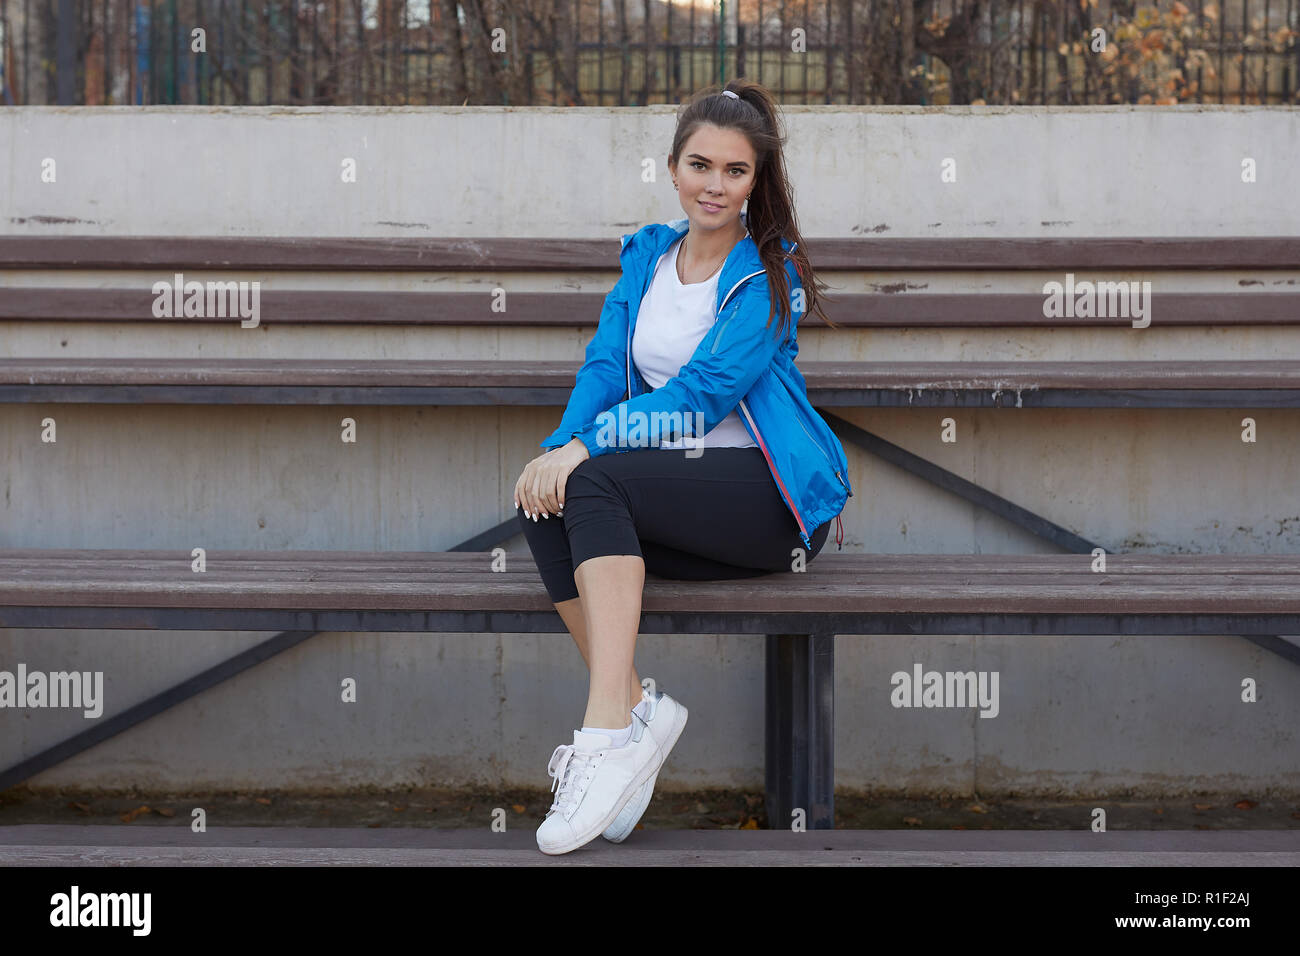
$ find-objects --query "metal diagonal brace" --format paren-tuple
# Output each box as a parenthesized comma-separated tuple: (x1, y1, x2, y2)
(0, 630, 317, 792)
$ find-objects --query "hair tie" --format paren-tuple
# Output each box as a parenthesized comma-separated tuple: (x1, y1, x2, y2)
(722, 90, 739, 99)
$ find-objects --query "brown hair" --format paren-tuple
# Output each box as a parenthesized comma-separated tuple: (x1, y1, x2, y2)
(669, 78, 837, 342)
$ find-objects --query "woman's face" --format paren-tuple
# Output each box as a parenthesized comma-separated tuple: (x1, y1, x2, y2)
(670, 123, 757, 236)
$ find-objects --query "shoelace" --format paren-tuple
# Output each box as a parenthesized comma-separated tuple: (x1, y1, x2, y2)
(546, 743, 603, 818)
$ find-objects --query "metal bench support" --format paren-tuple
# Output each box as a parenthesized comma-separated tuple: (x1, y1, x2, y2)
(765, 632, 835, 830)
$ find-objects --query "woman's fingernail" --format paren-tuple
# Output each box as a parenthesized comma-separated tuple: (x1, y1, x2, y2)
(543, 513, 549, 519)
(532, 514, 538, 522)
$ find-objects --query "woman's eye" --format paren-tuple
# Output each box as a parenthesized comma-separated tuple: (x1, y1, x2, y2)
(688, 162, 744, 175)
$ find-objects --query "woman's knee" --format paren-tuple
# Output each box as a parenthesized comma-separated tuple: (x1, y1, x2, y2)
(566, 456, 606, 489)
(564, 457, 625, 507)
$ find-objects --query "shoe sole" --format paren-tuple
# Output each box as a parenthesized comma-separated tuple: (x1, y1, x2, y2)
(601, 702, 689, 843)
(536, 726, 676, 856)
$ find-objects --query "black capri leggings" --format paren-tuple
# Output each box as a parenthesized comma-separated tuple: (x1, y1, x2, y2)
(516, 446, 831, 604)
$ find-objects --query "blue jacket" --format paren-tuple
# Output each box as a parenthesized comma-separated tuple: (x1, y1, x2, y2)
(540, 212, 853, 551)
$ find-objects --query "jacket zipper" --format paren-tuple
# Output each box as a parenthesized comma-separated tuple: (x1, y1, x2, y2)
(623, 230, 643, 402)
(737, 398, 812, 548)
(717, 270, 814, 544)
(711, 256, 840, 545)
(719, 262, 850, 515)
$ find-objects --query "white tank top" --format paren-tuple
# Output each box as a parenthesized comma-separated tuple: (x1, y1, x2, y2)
(631, 235, 757, 450)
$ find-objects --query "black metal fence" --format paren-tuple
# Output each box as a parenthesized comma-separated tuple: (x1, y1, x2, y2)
(1, 0, 1296, 107)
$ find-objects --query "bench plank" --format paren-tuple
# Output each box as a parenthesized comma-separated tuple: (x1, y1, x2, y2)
(4, 289, 1300, 327)
(1, 236, 1297, 270)
(2, 551, 1298, 614)
(5, 358, 1300, 388)
(2, 359, 1299, 408)
(2, 550, 1298, 573)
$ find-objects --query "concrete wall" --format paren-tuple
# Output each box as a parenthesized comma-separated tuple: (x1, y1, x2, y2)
(2, 105, 1299, 796)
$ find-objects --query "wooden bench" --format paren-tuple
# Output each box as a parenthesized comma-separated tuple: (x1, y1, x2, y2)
(3, 233, 1298, 821)
(4, 549, 1299, 828)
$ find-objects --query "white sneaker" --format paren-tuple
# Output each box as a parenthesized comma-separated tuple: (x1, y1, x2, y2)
(535, 711, 664, 855)
(602, 686, 688, 843)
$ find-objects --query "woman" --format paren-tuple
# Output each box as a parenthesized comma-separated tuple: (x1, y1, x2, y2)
(513, 80, 853, 855)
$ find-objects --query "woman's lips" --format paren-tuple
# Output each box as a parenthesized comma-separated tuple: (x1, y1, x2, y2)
(699, 201, 724, 212)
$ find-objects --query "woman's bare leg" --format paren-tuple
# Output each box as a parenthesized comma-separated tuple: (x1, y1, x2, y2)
(568, 554, 646, 729)
(554, 594, 645, 725)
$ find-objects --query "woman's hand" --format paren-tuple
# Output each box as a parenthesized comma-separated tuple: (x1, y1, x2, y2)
(514, 438, 590, 520)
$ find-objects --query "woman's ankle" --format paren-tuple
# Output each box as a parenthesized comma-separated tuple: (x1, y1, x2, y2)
(582, 709, 632, 730)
